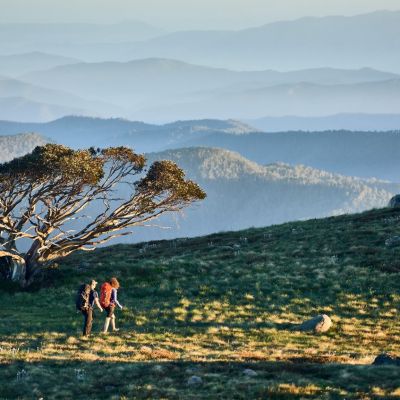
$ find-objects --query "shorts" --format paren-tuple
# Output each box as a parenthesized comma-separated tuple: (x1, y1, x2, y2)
(105, 305, 115, 317)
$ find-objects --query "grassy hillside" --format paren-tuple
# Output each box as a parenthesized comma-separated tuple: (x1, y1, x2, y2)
(1, 208, 400, 399)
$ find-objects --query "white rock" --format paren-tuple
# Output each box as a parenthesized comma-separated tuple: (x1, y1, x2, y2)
(243, 368, 258, 377)
(187, 375, 202, 385)
(299, 314, 332, 333)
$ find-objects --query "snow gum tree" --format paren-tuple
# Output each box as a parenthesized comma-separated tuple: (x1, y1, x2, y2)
(0, 144, 206, 286)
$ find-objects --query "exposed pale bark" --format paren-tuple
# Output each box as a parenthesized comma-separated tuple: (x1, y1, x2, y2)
(11, 259, 26, 285)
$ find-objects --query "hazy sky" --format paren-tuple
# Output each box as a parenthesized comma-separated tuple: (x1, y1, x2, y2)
(1, 0, 400, 30)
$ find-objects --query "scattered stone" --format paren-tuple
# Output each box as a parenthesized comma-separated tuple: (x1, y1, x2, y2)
(299, 314, 332, 333)
(372, 353, 400, 366)
(187, 375, 202, 385)
(243, 368, 258, 377)
(152, 365, 164, 374)
(385, 236, 400, 247)
(388, 195, 400, 208)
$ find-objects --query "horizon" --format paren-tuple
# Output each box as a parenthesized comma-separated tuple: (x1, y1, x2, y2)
(1, 1, 400, 30)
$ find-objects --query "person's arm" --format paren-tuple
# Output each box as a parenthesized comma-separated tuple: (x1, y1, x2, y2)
(93, 291, 103, 312)
(112, 288, 123, 310)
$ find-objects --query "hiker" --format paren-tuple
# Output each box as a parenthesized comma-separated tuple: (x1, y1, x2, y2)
(100, 277, 123, 333)
(76, 279, 103, 336)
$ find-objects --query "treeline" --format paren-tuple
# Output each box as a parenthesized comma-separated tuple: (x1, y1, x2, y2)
(0, 133, 50, 163)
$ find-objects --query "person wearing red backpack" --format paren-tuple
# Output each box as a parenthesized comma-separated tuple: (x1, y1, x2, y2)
(100, 277, 123, 333)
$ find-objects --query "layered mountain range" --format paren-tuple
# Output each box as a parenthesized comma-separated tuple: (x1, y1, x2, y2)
(13, 60, 400, 122)
(1, 11, 399, 243)
(1, 139, 395, 243)
(2, 12, 399, 72)
(1, 116, 399, 181)
(1, 12, 400, 123)
(119, 147, 400, 242)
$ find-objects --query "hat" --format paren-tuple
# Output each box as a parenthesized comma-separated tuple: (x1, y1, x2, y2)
(90, 279, 98, 285)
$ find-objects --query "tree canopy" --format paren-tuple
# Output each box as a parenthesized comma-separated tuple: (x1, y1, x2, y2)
(0, 144, 205, 286)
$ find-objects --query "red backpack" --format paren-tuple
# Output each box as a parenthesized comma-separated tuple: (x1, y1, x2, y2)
(100, 282, 112, 308)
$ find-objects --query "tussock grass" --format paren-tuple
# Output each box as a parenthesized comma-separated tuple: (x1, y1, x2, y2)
(1, 208, 400, 398)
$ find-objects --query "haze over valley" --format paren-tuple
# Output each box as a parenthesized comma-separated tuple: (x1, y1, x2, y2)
(1, 5, 400, 241)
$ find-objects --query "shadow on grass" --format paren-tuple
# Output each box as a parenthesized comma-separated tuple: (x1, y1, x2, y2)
(1, 358, 399, 399)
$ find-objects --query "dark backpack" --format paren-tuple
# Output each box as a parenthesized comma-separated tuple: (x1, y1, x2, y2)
(76, 284, 91, 311)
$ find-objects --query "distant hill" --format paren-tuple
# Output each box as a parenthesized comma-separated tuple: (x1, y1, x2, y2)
(0, 97, 88, 123)
(8, 11, 397, 72)
(0, 132, 51, 163)
(132, 79, 400, 121)
(0, 21, 165, 57)
(0, 77, 125, 121)
(3, 12, 400, 73)
(0, 52, 80, 77)
(181, 130, 400, 182)
(20, 59, 400, 121)
(133, 147, 399, 242)
(0, 116, 257, 148)
(0, 142, 395, 243)
(246, 113, 400, 132)
(22, 60, 397, 101)
(105, 11, 400, 72)
(1, 116, 400, 181)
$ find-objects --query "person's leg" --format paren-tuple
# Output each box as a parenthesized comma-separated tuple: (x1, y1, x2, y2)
(86, 307, 93, 336)
(111, 314, 119, 332)
(103, 306, 112, 333)
(103, 317, 111, 333)
(82, 310, 88, 336)
(82, 309, 92, 336)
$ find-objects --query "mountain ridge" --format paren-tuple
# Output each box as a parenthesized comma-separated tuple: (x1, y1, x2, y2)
(247, 113, 400, 132)
(18, 59, 400, 121)
(111, 11, 400, 72)
(0, 116, 399, 181)
(0, 51, 81, 77)
(0, 140, 396, 242)
(135, 146, 399, 242)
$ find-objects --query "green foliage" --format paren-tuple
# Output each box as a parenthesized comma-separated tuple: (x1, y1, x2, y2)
(137, 160, 206, 200)
(0, 208, 399, 398)
(0, 144, 145, 185)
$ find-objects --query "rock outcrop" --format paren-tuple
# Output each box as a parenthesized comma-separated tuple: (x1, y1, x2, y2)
(298, 314, 332, 333)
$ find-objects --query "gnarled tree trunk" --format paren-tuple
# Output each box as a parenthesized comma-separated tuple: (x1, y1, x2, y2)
(0, 253, 42, 287)
(0, 256, 27, 286)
